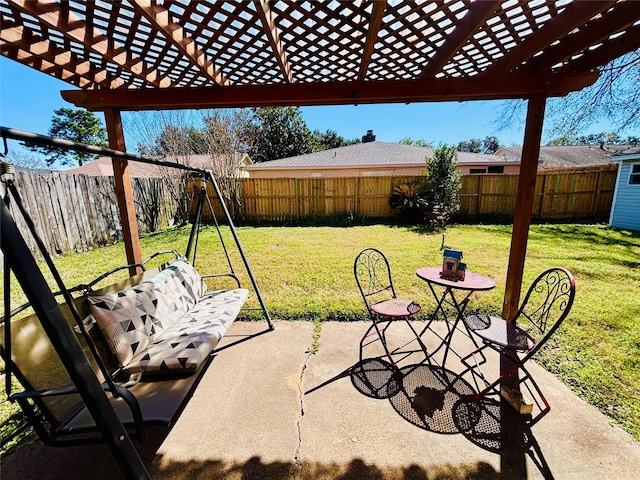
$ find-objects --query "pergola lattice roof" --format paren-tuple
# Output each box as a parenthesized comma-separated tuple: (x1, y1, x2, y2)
(2, 0, 639, 110)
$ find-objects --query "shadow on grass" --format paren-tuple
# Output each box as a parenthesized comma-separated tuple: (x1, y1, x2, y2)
(527, 223, 640, 249)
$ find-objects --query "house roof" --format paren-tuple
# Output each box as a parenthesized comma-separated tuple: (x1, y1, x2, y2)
(496, 145, 630, 170)
(64, 154, 250, 178)
(612, 146, 640, 161)
(245, 141, 517, 171)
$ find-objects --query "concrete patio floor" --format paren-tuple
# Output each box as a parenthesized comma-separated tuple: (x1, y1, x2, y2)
(3, 320, 640, 479)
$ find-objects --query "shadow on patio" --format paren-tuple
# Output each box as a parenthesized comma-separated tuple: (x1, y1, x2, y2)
(3, 321, 639, 480)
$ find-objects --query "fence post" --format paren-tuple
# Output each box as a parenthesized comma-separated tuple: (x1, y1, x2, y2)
(355, 176, 360, 216)
(591, 170, 602, 217)
(295, 178, 300, 219)
(476, 175, 483, 214)
(538, 172, 547, 218)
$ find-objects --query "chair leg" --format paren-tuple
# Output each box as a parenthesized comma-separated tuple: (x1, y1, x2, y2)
(360, 316, 430, 369)
(515, 364, 551, 427)
(402, 317, 430, 359)
(461, 354, 551, 425)
(459, 344, 491, 392)
(360, 319, 397, 368)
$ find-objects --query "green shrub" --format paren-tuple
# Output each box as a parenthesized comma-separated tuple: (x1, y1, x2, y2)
(424, 145, 462, 228)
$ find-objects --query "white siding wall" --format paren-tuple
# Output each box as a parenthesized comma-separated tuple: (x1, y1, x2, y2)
(610, 160, 640, 231)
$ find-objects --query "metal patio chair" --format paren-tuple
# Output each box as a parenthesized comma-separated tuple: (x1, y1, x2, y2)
(354, 248, 429, 369)
(460, 267, 576, 426)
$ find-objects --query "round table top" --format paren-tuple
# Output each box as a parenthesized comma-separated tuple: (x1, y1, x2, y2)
(416, 267, 495, 291)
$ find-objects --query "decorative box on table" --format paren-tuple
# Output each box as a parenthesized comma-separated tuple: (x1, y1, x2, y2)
(441, 248, 465, 281)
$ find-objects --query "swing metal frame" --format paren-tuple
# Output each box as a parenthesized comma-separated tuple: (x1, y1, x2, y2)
(1, 127, 272, 479)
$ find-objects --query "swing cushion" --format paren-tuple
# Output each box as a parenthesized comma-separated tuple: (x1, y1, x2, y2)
(88, 260, 247, 373)
(126, 288, 249, 372)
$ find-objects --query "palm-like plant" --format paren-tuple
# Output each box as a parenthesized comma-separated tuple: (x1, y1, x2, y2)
(389, 182, 430, 221)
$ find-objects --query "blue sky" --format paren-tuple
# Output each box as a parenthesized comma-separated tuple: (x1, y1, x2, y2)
(0, 56, 619, 158)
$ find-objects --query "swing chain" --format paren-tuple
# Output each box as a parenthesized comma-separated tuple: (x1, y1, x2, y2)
(1, 135, 8, 157)
(1, 135, 16, 183)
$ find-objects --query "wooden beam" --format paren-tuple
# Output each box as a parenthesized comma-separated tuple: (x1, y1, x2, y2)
(526, 1, 640, 73)
(253, 0, 293, 83)
(61, 71, 598, 111)
(9, 0, 174, 88)
(562, 23, 640, 73)
(0, 18, 123, 88)
(358, 0, 386, 81)
(419, 0, 500, 78)
(103, 108, 142, 276)
(484, 1, 615, 75)
(501, 95, 546, 322)
(130, 0, 228, 86)
(1, 42, 92, 88)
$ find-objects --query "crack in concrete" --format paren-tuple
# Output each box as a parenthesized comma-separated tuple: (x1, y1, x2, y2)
(291, 322, 322, 480)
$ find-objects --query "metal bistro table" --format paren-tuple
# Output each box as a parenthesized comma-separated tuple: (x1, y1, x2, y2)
(416, 267, 495, 366)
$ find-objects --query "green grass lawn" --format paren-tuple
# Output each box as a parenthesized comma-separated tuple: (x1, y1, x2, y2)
(2, 222, 639, 455)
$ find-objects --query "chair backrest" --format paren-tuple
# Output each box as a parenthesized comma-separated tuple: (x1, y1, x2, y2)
(514, 267, 575, 357)
(354, 248, 397, 314)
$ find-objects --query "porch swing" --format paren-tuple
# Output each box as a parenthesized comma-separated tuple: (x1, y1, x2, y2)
(0, 126, 273, 450)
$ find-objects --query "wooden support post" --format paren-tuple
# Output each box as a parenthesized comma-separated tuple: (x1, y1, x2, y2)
(502, 95, 546, 322)
(103, 108, 142, 276)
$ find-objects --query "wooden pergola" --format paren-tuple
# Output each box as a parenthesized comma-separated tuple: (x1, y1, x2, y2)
(2, 0, 639, 320)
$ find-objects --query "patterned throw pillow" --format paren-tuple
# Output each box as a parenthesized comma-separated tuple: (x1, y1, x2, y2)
(87, 282, 157, 367)
(170, 260, 207, 302)
(138, 265, 196, 338)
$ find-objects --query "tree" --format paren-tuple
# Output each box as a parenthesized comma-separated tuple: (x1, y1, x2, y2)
(457, 138, 482, 153)
(457, 136, 501, 153)
(244, 107, 315, 161)
(311, 129, 359, 151)
(496, 49, 640, 141)
(4, 149, 48, 170)
(389, 145, 462, 226)
(424, 145, 462, 228)
(398, 137, 431, 147)
(126, 109, 256, 223)
(482, 135, 501, 154)
(26, 108, 107, 166)
(546, 131, 639, 146)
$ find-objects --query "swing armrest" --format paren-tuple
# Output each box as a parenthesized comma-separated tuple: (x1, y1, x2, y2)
(85, 251, 182, 292)
(86, 263, 146, 291)
(110, 384, 145, 441)
(9, 383, 146, 441)
(201, 273, 241, 289)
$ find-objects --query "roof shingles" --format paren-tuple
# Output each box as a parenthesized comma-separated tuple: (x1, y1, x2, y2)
(246, 141, 516, 170)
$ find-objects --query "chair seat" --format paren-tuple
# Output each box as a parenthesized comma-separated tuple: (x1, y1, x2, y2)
(464, 314, 535, 350)
(371, 298, 421, 317)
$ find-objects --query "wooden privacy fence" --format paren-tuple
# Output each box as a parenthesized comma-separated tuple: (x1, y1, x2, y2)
(7, 170, 179, 258)
(5, 165, 616, 259)
(235, 165, 618, 221)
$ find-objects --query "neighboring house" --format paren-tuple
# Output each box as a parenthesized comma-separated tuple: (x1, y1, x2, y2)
(609, 147, 640, 231)
(494, 144, 628, 170)
(244, 134, 519, 178)
(64, 154, 252, 178)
